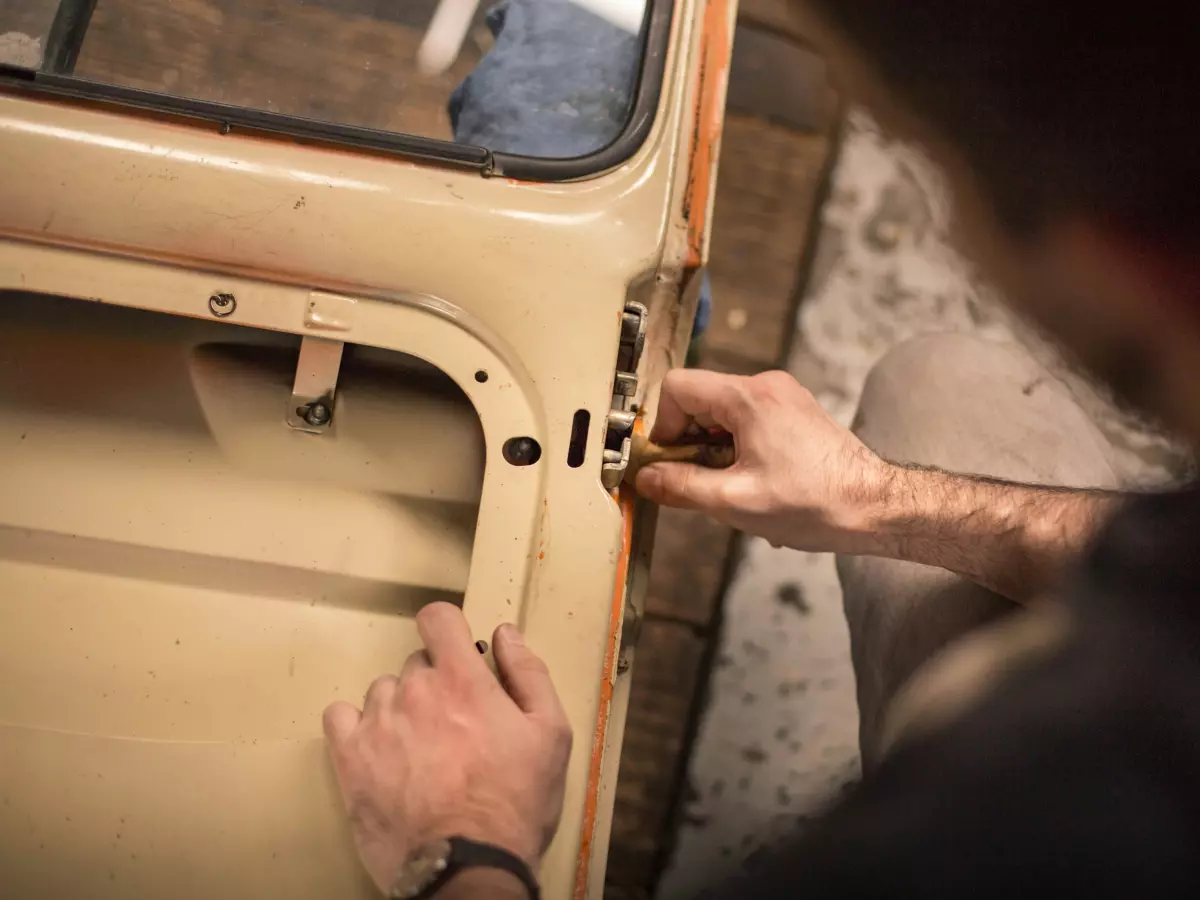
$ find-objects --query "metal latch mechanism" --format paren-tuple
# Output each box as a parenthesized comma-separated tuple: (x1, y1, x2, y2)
(286, 336, 344, 434)
(601, 301, 648, 489)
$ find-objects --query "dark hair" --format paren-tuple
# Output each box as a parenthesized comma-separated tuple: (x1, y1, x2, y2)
(805, 3, 1199, 237)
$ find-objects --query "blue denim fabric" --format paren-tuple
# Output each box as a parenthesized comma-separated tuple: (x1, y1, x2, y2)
(449, 0, 712, 335)
(448, 0, 639, 157)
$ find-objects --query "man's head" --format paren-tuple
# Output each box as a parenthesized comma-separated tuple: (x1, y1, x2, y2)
(793, 3, 1200, 441)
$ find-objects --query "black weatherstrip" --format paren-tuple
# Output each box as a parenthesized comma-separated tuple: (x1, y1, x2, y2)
(0, 0, 674, 182)
(0, 70, 491, 170)
(41, 0, 98, 75)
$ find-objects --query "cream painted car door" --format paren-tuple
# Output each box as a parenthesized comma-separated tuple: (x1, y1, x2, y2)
(0, 0, 736, 896)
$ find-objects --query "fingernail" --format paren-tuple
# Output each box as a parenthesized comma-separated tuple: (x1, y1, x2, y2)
(501, 624, 524, 646)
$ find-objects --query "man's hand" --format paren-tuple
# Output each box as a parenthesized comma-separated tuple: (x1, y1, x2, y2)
(323, 602, 572, 894)
(636, 368, 1118, 602)
(636, 369, 886, 552)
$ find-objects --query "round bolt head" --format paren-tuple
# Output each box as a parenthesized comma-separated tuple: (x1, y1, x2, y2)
(304, 403, 331, 426)
(208, 292, 236, 317)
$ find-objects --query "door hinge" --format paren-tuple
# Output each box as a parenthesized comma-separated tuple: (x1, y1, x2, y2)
(601, 300, 647, 489)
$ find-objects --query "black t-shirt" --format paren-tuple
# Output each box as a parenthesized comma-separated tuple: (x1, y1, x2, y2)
(709, 486, 1200, 898)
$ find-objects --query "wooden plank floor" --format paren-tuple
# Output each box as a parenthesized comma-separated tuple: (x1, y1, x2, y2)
(74, 0, 475, 141)
(0, 0, 60, 40)
(0, 0, 60, 66)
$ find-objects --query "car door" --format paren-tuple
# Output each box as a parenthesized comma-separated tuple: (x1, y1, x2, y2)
(0, 1, 737, 896)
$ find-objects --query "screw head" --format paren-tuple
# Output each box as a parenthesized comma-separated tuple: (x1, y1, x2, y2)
(502, 436, 542, 466)
(304, 403, 331, 427)
(208, 292, 236, 317)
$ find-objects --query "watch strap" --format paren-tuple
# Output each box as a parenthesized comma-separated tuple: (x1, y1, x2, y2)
(415, 837, 540, 900)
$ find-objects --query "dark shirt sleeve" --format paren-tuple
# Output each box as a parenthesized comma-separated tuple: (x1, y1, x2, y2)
(702, 487, 1200, 900)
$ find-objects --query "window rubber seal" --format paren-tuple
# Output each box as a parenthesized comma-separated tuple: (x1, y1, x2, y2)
(0, 0, 674, 184)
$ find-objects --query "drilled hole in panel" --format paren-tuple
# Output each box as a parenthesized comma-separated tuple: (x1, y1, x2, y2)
(567, 410, 590, 468)
(502, 437, 541, 466)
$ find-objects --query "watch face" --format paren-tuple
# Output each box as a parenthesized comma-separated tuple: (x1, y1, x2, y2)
(391, 838, 452, 899)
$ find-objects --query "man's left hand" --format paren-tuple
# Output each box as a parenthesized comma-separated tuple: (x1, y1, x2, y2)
(323, 602, 573, 894)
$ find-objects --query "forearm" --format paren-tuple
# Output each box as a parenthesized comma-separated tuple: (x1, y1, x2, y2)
(848, 463, 1122, 602)
(434, 868, 532, 900)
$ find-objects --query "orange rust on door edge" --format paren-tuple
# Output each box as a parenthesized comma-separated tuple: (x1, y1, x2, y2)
(572, 483, 637, 898)
(681, 0, 733, 269)
(571, 4, 737, 871)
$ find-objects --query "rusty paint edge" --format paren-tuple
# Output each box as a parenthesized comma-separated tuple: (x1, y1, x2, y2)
(682, 0, 733, 269)
(572, 483, 635, 899)
(571, 2, 736, 890)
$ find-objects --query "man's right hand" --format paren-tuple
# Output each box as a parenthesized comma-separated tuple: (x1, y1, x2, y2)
(636, 368, 1118, 603)
(635, 369, 888, 553)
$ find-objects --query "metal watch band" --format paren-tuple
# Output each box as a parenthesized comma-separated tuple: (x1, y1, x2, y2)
(414, 837, 540, 900)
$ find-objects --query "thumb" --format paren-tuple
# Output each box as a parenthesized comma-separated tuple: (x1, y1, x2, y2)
(493, 624, 566, 721)
(635, 461, 729, 511)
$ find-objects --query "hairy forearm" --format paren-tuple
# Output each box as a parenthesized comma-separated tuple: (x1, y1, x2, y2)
(433, 868, 531, 900)
(849, 463, 1122, 602)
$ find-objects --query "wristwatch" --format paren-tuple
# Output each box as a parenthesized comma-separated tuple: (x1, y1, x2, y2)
(389, 836, 540, 900)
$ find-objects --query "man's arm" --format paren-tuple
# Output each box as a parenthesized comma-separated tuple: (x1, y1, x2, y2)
(635, 369, 1121, 603)
(859, 465, 1118, 601)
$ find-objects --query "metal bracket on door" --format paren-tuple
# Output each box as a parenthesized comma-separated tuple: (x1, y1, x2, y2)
(601, 301, 648, 489)
(286, 336, 344, 434)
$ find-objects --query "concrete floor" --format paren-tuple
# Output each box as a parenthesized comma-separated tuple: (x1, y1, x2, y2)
(658, 110, 1188, 899)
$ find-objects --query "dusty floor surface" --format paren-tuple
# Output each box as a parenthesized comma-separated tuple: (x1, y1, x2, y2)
(658, 110, 1188, 899)
(0, 31, 42, 67)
